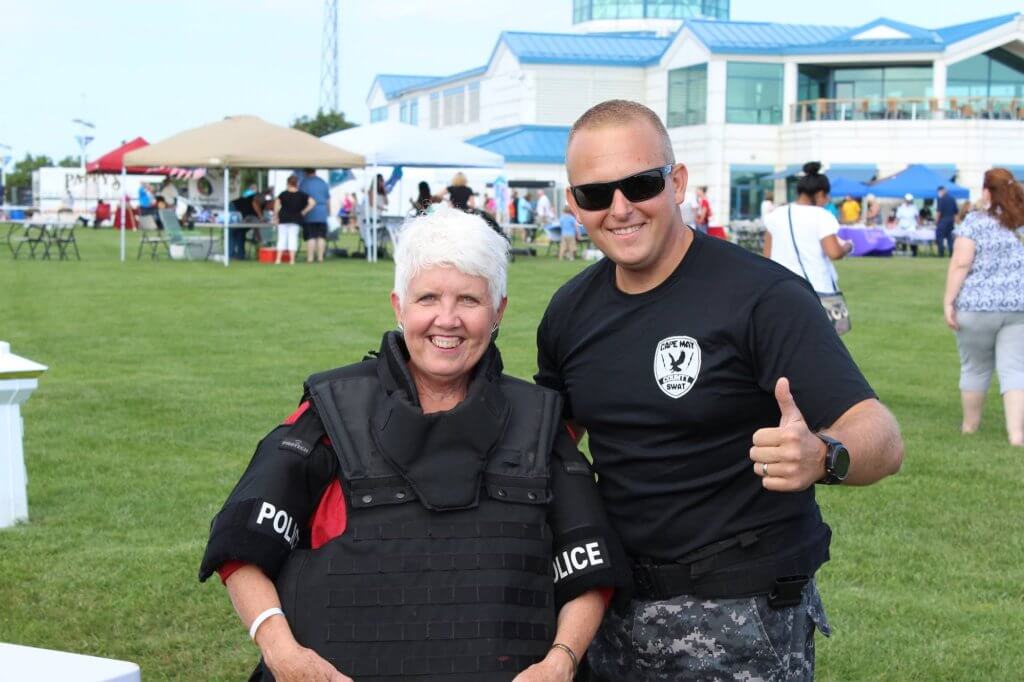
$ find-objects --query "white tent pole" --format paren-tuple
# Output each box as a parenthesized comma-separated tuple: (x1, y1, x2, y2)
(223, 167, 230, 267)
(119, 164, 126, 262)
(371, 161, 378, 263)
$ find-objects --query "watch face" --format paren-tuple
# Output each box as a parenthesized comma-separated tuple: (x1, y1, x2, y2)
(832, 445, 851, 480)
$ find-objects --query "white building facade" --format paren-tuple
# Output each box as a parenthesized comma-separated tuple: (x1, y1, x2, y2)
(368, 4, 1024, 223)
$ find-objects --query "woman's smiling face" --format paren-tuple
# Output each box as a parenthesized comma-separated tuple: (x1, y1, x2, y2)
(392, 265, 506, 391)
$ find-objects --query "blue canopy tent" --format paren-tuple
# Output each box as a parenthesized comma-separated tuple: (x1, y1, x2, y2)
(869, 164, 969, 200)
(827, 176, 871, 198)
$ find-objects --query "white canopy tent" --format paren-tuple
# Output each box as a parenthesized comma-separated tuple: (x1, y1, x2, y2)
(122, 115, 363, 265)
(320, 121, 504, 261)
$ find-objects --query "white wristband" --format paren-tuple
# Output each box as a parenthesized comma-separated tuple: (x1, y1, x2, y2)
(249, 607, 285, 641)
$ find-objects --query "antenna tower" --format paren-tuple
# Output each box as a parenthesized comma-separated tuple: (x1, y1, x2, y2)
(320, 0, 339, 113)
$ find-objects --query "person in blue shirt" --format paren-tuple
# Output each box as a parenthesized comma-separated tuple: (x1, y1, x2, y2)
(138, 182, 156, 217)
(299, 169, 331, 263)
(517, 191, 534, 225)
(935, 185, 959, 257)
(558, 205, 580, 261)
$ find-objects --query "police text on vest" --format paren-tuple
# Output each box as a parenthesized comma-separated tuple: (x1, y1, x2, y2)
(252, 500, 299, 548)
(553, 540, 606, 583)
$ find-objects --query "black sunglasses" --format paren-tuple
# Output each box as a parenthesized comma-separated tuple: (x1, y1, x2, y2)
(571, 165, 674, 211)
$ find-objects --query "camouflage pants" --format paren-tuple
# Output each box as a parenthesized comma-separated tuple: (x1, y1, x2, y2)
(587, 580, 831, 681)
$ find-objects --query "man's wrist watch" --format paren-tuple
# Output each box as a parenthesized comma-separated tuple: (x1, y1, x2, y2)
(815, 433, 850, 485)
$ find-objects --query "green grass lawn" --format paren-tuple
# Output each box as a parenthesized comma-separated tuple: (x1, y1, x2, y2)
(1, 229, 1021, 680)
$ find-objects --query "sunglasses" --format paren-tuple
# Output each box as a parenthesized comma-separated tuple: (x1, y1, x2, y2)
(571, 165, 674, 211)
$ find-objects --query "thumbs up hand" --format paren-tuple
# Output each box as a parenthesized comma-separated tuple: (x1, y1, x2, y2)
(749, 378, 827, 492)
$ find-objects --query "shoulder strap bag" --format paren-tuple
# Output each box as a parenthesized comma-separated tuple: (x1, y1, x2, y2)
(788, 205, 851, 335)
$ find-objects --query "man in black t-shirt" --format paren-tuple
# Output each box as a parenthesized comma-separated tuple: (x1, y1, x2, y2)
(537, 100, 904, 681)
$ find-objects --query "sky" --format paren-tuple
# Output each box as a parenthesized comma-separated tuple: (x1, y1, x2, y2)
(1, 0, 1022, 162)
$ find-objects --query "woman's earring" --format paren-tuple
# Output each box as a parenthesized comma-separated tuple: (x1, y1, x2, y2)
(396, 321, 405, 334)
(490, 323, 499, 342)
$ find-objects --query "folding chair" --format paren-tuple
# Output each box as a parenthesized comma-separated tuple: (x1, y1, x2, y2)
(52, 222, 81, 261)
(137, 215, 169, 259)
(358, 218, 389, 260)
(10, 221, 53, 259)
(160, 209, 211, 260)
(543, 224, 562, 256)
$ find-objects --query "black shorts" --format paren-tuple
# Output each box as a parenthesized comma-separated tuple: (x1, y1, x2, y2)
(302, 222, 327, 240)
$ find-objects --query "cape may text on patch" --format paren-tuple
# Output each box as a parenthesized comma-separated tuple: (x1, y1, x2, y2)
(653, 335, 701, 398)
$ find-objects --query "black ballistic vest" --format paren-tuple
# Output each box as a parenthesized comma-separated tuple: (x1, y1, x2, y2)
(273, 341, 563, 682)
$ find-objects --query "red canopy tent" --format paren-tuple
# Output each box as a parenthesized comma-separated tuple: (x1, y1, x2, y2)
(87, 138, 203, 234)
(86, 137, 201, 178)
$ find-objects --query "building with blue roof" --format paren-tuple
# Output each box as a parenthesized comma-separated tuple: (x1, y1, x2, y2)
(366, 3, 1024, 221)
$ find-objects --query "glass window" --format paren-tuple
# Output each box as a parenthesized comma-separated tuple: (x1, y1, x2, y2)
(702, 0, 730, 20)
(468, 82, 480, 123)
(949, 49, 1024, 100)
(667, 63, 707, 127)
(429, 93, 440, 128)
(370, 106, 388, 123)
(729, 166, 773, 220)
(798, 65, 829, 101)
(409, 100, 419, 126)
(443, 87, 465, 126)
(399, 102, 408, 123)
(726, 61, 783, 124)
(572, 0, 730, 23)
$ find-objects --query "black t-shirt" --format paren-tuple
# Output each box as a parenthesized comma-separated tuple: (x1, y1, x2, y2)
(277, 190, 310, 225)
(448, 185, 473, 210)
(231, 195, 261, 218)
(535, 230, 876, 563)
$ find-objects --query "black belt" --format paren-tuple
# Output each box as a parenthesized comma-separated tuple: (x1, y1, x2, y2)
(630, 521, 828, 607)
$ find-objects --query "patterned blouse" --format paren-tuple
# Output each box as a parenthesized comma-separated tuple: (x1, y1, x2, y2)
(953, 211, 1024, 312)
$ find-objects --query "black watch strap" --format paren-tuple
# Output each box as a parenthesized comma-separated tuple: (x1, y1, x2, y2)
(815, 433, 848, 485)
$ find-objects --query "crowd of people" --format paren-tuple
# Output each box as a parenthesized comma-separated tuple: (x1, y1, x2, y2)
(757, 161, 1023, 447)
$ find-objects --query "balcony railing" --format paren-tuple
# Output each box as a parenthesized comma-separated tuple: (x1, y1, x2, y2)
(791, 97, 1024, 123)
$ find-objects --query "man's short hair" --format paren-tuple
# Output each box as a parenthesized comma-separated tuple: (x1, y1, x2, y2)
(938, 185, 946, 191)
(567, 99, 675, 167)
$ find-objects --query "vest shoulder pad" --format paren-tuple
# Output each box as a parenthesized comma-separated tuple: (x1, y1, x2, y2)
(305, 359, 377, 393)
(498, 374, 564, 418)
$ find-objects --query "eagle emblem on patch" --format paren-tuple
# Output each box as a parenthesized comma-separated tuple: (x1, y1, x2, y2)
(653, 336, 701, 399)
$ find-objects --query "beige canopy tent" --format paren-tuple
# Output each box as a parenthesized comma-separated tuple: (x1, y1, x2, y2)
(121, 115, 364, 264)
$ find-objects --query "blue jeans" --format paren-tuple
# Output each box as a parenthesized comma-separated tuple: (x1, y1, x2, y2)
(229, 228, 248, 260)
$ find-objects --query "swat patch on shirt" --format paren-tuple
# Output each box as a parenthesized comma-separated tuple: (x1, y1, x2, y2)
(552, 538, 609, 584)
(248, 499, 300, 549)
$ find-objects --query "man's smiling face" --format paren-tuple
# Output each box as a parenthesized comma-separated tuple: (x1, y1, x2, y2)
(566, 119, 687, 278)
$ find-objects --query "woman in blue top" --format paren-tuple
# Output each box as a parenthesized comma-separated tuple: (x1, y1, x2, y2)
(943, 168, 1024, 446)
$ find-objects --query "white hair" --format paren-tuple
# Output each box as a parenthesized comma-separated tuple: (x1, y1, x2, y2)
(393, 206, 509, 310)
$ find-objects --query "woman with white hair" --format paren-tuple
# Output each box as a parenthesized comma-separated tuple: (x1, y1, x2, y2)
(200, 207, 628, 682)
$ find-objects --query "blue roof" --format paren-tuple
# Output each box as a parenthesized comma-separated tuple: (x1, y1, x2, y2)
(936, 14, 1019, 44)
(500, 31, 671, 66)
(684, 14, 1019, 55)
(373, 74, 439, 99)
(684, 20, 847, 54)
(467, 126, 569, 165)
(372, 13, 1021, 100)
